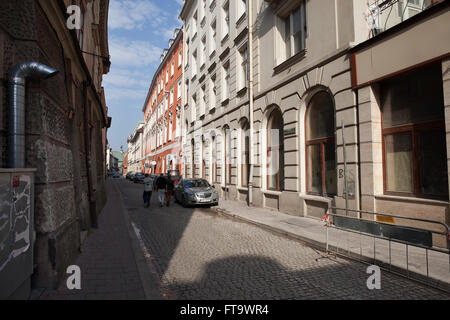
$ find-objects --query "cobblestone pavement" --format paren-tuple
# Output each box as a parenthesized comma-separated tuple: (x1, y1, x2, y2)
(117, 179, 450, 300)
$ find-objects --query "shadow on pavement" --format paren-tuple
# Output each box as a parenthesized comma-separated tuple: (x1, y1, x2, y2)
(164, 255, 450, 300)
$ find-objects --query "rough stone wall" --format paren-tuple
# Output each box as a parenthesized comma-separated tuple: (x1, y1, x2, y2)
(0, 1, 105, 288)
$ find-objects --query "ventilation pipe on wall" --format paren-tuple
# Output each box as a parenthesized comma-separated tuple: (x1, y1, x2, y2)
(8, 61, 59, 168)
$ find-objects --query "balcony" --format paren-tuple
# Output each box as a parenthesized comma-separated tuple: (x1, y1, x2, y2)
(366, 0, 444, 38)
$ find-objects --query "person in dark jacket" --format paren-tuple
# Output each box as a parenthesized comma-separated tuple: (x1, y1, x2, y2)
(166, 177, 175, 206)
(155, 173, 167, 207)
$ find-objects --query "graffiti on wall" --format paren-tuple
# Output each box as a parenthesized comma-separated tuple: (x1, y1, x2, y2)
(0, 174, 31, 273)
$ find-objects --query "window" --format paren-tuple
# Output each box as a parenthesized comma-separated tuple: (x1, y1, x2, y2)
(178, 50, 182, 68)
(283, 3, 306, 60)
(200, 35, 206, 68)
(222, 62, 230, 102)
(191, 139, 196, 177)
(192, 49, 198, 76)
(210, 19, 217, 54)
(306, 92, 336, 196)
(267, 109, 284, 190)
(164, 122, 167, 144)
(166, 69, 169, 84)
(224, 126, 232, 185)
(381, 64, 447, 199)
(200, 0, 206, 22)
(241, 120, 250, 187)
(200, 85, 206, 116)
(177, 81, 182, 100)
(238, 46, 248, 91)
(209, 75, 216, 110)
(237, 0, 246, 21)
(191, 93, 197, 122)
(171, 61, 174, 77)
(169, 114, 173, 141)
(170, 89, 174, 106)
(192, 11, 198, 38)
(212, 136, 218, 183)
(176, 113, 181, 137)
(222, 1, 230, 40)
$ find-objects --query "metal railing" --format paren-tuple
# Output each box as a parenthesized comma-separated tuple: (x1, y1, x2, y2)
(322, 206, 450, 290)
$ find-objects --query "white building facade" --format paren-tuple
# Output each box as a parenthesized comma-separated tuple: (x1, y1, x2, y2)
(179, 0, 449, 248)
(127, 121, 145, 173)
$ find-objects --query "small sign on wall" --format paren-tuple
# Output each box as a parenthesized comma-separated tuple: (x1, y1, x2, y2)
(284, 127, 296, 136)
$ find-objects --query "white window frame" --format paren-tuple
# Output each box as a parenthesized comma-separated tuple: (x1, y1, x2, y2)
(222, 62, 230, 102)
(210, 19, 217, 55)
(238, 45, 248, 91)
(283, 2, 306, 61)
(177, 81, 182, 100)
(237, 0, 246, 22)
(222, 1, 230, 40)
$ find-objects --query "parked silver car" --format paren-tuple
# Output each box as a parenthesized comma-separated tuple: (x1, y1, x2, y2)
(174, 179, 219, 207)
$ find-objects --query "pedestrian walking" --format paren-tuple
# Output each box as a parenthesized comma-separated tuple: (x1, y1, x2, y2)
(143, 174, 153, 208)
(155, 173, 167, 207)
(166, 176, 175, 206)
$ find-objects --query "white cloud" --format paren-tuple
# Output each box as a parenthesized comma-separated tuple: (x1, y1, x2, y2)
(109, 0, 167, 30)
(109, 37, 162, 67)
(105, 87, 148, 102)
(103, 69, 150, 88)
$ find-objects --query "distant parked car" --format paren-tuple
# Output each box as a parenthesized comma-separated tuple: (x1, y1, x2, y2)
(113, 172, 120, 179)
(126, 172, 135, 180)
(174, 178, 219, 207)
(133, 173, 145, 183)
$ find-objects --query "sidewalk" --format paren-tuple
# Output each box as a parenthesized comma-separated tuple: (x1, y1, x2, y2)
(213, 199, 450, 292)
(32, 180, 161, 300)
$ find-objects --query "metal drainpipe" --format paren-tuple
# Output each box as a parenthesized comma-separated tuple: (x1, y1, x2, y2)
(8, 62, 59, 168)
(247, 0, 255, 206)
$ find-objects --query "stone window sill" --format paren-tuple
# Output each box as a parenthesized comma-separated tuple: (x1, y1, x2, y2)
(237, 86, 247, 97)
(273, 49, 306, 74)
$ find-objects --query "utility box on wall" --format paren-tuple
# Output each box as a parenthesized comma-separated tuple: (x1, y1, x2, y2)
(0, 169, 36, 300)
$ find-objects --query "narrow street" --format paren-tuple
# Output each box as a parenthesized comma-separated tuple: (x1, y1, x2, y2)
(115, 179, 450, 300)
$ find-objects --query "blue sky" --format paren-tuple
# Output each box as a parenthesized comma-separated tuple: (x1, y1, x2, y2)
(103, 0, 184, 151)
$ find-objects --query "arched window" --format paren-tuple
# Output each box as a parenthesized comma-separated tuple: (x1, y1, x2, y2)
(306, 91, 336, 196)
(212, 135, 217, 183)
(241, 120, 250, 187)
(224, 126, 231, 185)
(191, 139, 195, 178)
(267, 108, 284, 190)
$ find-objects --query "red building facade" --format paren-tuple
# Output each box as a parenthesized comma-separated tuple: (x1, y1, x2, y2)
(142, 29, 183, 175)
